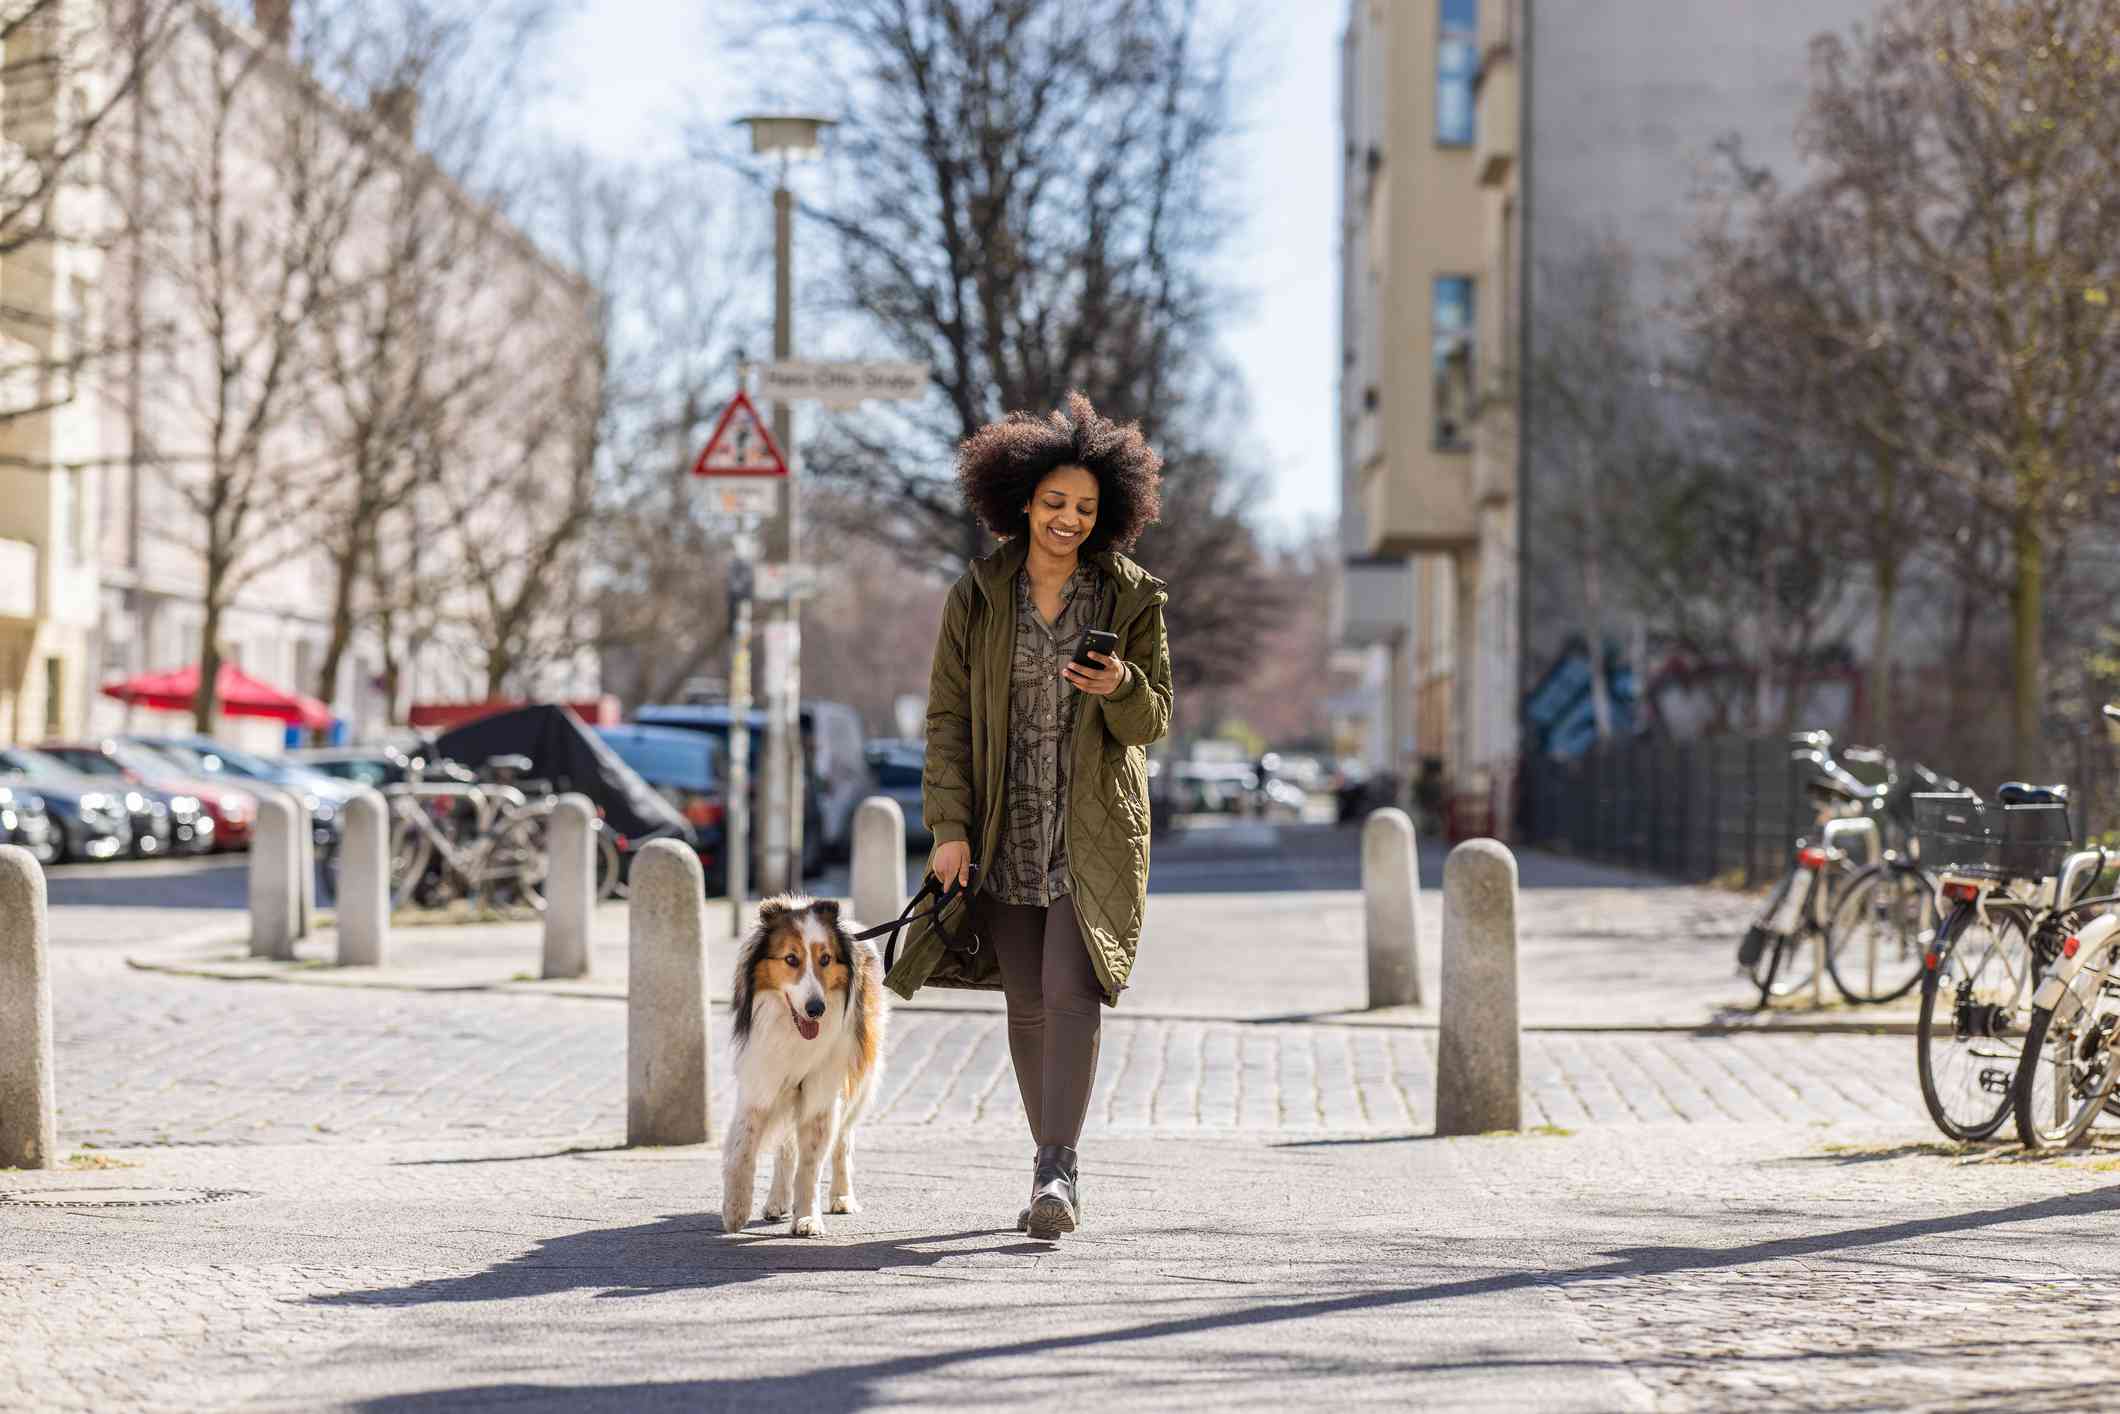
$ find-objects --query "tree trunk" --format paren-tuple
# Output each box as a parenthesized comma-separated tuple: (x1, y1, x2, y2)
(193, 598, 224, 735)
(2010, 506, 2044, 776)
(312, 543, 364, 742)
(1867, 558, 1898, 745)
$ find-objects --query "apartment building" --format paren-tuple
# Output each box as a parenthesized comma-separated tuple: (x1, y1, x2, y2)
(0, 0, 112, 745)
(0, 1, 599, 751)
(1336, 0, 1886, 836)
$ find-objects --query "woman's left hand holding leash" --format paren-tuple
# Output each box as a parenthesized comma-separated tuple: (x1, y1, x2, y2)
(1062, 651, 1126, 697)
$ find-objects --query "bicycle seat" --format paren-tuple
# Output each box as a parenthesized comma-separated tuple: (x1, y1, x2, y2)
(1995, 781, 2069, 806)
(1793, 751, 1880, 804)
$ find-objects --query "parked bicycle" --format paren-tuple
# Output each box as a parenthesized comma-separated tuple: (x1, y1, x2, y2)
(1911, 761, 2116, 1143)
(2009, 704, 2120, 1150)
(1737, 732, 1940, 1007)
(322, 754, 622, 916)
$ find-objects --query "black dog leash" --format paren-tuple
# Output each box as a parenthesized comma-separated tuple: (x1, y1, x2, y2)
(850, 864, 982, 972)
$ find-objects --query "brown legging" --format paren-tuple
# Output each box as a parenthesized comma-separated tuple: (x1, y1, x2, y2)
(980, 893, 1103, 1147)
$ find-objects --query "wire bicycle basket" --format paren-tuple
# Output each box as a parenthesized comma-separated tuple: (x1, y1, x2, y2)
(1911, 792, 2073, 880)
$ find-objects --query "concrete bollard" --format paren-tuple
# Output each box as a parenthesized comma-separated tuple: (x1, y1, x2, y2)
(1435, 838, 1522, 1136)
(628, 838, 710, 1146)
(1361, 807, 1424, 1008)
(249, 794, 300, 960)
(543, 794, 596, 980)
(294, 795, 315, 940)
(851, 796, 907, 931)
(337, 789, 389, 967)
(0, 846, 56, 1169)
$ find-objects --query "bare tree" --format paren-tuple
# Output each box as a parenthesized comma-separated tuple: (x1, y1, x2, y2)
(583, 162, 756, 710)
(722, 0, 1283, 688)
(303, 0, 559, 718)
(1517, 241, 1663, 744)
(117, 3, 412, 729)
(0, 0, 187, 434)
(416, 149, 608, 700)
(1791, 0, 2120, 770)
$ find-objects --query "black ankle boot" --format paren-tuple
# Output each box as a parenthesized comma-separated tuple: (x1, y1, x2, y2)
(1026, 1143, 1079, 1240)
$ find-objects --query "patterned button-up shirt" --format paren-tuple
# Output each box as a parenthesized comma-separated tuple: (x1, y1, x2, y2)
(988, 560, 1106, 906)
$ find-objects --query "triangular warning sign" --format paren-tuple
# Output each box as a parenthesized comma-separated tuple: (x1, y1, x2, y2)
(690, 390, 787, 477)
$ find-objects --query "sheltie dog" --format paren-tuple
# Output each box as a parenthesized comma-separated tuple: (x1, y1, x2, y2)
(720, 895, 886, 1237)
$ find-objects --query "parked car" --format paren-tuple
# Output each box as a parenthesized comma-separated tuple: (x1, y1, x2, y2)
(38, 740, 220, 855)
(633, 701, 878, 876)
(40, 739, 252, 851)
(864, 740, 931, 848)
(0, 782, 58, 864)
(124, 735, 353, 846)
(285, 746, 417, 789)
(594, 724, 727, 891)
(0, 748, 131, 862)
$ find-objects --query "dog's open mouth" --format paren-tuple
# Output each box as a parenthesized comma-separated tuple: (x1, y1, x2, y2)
(790, 1000, 821, 1041)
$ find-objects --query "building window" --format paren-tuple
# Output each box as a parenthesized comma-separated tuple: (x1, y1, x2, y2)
(1433, 275, 1476, 450)
(1437, 0, 1478, 147)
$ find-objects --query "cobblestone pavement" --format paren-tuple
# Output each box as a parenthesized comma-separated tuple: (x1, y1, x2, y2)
(51, 951, 1924, 1150)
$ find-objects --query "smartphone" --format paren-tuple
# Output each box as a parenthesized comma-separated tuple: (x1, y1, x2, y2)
(1070, 629, 1120, 671)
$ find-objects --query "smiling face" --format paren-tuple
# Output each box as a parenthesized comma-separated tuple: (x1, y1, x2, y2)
(1024, 465, 1099, 560)
(749, 909, 850, 1042)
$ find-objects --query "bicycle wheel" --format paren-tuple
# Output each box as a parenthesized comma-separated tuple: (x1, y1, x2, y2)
(1826, 863, 1937, 1004)
(475, 811, 549, 916)
(388, 816, 434, 910)
(2013, 930, 2120, 1150)
(594, 827, 624, 900)
(1917, 904, 2035, 1142)
(1741, 872, 1797, 998)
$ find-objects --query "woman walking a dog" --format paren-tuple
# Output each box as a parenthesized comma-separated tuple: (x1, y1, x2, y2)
(882, 391, 1173, 1242)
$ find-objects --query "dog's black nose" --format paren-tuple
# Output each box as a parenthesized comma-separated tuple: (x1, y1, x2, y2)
(805, 997, 826, 1019)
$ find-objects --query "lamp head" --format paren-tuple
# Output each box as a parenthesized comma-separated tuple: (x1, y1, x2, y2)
(735, 115, 836, 158)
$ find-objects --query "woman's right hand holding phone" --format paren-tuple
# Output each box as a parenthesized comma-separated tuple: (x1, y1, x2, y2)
(929, 839, 972, 890)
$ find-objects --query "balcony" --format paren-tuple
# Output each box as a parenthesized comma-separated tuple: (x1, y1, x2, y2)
(1474, 43, 1516, 188)
(1333, 555, 1413, 648)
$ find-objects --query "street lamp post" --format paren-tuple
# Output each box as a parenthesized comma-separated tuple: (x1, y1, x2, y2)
(736, 114, 833, 894)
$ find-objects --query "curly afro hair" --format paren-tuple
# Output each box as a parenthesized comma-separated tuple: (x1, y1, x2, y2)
(955, 391, 1164, 554)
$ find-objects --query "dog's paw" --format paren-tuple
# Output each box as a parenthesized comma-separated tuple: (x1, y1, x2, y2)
(828, 1194, 861, 1215)
(791, 1214, 827, 1238)
(720, 1204, 749, 1235)
(762, 1195, 791, 1219)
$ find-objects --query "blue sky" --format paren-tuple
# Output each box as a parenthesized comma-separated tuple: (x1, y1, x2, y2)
(528, 1, 1338, 543)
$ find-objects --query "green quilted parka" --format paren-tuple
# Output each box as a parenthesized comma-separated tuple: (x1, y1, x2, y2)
(882, 538, 1172, 1006)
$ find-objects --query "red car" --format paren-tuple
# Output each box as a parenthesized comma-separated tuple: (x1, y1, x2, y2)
(39, 739, 257, 850)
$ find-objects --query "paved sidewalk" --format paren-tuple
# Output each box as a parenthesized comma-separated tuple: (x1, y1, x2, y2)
(8, 1119, 2120, 1411)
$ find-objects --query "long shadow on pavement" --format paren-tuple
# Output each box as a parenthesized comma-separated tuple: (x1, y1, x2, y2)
(333, 1182, 2120, 1411)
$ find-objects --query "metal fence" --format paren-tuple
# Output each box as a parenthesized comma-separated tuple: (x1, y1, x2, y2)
(1520, 734, 2120, 885)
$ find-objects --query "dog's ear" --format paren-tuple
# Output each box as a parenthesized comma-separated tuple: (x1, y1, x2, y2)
(812, 898, 841, 929)
(756, 898, 794, 932)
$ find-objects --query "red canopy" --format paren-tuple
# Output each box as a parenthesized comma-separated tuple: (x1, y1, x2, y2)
(101, 662, 334, 730)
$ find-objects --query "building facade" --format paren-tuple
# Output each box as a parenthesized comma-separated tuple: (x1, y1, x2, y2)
(0, 0, 599, 751)
(1336, 0, 1886, 836)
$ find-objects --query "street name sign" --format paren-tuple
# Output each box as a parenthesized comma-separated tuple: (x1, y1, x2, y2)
(705, 480, 779, 516)
(754, 564, 822, 600)
(756, 360, 929, 407)
(691, 390, 787, 477)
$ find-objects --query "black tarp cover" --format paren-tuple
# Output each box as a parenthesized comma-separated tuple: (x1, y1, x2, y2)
(434, 704, 696, 847)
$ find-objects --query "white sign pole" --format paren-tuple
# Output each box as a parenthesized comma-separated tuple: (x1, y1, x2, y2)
(726, 528, 756, 936)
